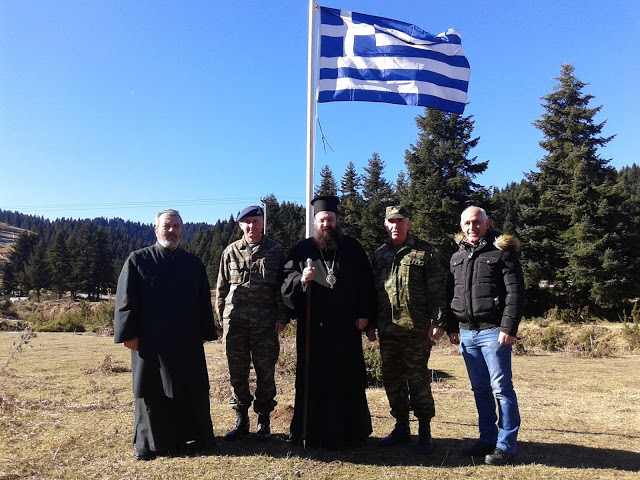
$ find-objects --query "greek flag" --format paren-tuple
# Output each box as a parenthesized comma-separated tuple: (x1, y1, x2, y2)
(317, 7, 470, 114)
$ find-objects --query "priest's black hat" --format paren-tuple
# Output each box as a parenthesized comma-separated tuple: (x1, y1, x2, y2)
(311, 195, 340, 215)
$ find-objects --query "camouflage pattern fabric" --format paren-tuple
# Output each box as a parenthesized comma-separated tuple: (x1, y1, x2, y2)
(216, 236, 288, 414)
(224, 324, 279, 414)
(216, 236, 289, 327)
(372, 233, 447, 420)
(371, 234, 447, 335)
(379, 332, 435, 419)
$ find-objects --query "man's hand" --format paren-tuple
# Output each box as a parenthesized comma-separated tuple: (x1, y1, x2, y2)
(448, 332, 460, 345)
(275, 321, 287, 333)
(124, 337, 139, 351)
(355, 318, 368, 330)
(429, 326, 445, 340)
(498, 331, 516, 345)
(301, 266, 316, 286)
(365, 329, 377, 342)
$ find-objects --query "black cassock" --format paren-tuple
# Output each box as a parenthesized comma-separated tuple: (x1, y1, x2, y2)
(282, 236, 374, 448)
(114, 243, 217, 452)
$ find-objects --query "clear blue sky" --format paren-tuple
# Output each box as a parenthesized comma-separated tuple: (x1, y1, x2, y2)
(1, 1, 638, 225)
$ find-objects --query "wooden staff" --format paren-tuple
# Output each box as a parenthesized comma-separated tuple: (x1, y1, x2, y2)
(302, 258, 312, 448)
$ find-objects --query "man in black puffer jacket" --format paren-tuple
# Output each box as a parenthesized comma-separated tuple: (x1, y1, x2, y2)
(448, 206, 525, 466)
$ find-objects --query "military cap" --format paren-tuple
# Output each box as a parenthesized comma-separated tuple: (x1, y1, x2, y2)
(238, 205, 263, 220)
(385, 205, 410, 220)
(311, 195, 340, 215)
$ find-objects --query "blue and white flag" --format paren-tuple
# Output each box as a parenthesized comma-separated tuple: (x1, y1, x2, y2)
(317, 7, 470, 114)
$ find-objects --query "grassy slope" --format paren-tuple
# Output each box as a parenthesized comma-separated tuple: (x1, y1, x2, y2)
(0, 332, 639, 479)
(0, 222, 25, 270)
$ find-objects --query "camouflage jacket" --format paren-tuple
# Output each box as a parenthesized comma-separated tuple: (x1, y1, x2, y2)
(216, 236, 289, 327)
(372, 234, 447, 335)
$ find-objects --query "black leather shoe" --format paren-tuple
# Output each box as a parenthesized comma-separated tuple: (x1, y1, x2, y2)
(485, 447, 515, 465)
(133, 448, 155, 461)
(461, 441, 496, 457)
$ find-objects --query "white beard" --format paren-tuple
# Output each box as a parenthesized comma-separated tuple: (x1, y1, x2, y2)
(158, 237, 180, 250)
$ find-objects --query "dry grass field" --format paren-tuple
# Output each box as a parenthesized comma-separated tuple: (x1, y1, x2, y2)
(1, 330, 639, 480)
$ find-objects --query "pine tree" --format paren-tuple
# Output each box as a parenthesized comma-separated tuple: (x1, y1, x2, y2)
(47, 231, 72, 298)
(395, 171, 410, 205)
(404, 107, 488, 260)
(520, 63, 627, 314)
(93, 227, 114, 298)
(490, 180, 529, 235)
(315, 164, 338, 196)
(20, 241, 51, 301)
(360, 153, 395, 257)
(5, 231, 39, 296)
(338, 162, 364, 240)
(2, 262, 17, 296)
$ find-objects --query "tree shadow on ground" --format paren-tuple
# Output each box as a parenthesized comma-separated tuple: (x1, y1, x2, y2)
(212, 433, 640, 472)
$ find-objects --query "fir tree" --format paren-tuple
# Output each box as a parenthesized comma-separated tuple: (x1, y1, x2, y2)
(404, 107, 488, 260)
(47, 231, 72, 298)
(315, 164, 338, 196)
(338, 162, 364, 240)
(520, 63, 627, 314)
(4, 231, 39, 296)
(20, 241, 51, 301)
(360, 153, 395, 257)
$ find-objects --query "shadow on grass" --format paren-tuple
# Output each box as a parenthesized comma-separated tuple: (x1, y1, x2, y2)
(212, 434, 640, 472)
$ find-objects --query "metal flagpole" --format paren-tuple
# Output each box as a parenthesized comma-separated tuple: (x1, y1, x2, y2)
(302, 2, 318, 448)
(305, 0, 317, 239)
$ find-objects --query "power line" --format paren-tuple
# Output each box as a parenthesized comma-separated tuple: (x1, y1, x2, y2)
(3, 196, 307, 212)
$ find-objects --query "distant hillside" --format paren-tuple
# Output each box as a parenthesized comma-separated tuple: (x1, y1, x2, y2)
(0, 209, 212, 261)
(0, 222, 26, 268)
(0, 197, 305, 290)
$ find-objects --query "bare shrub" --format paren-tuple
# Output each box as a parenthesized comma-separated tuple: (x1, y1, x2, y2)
(566, 325, 616, 358)
(82, 354, 130, 375)
(1, 328, 37, 374)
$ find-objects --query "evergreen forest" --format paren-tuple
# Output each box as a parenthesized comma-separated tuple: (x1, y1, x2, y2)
(2, 64, 639, 319)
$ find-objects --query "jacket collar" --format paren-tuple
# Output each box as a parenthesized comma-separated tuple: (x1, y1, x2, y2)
(459, 230, 498, 253)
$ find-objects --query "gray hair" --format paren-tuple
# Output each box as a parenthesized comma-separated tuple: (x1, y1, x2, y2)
(461, 206, 488, 222)
(155, 209, 182, 227)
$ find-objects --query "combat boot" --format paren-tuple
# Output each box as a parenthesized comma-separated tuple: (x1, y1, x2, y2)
(417, 419, 434, 455)
(224, 409, 249, 442)
(255, 413, 271, 442)
(378, 417, 411, 446)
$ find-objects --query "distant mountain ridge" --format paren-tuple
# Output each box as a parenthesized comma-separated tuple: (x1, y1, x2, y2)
(0, 209, 213, 263)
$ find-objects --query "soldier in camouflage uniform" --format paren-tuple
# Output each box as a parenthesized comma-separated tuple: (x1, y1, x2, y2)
(371, 206, 448, 455)
(216, 205, 288, 442)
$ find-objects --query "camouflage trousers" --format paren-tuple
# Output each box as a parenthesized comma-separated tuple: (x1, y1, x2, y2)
(224, 323, 279, 415)
(379, 331, 435, 420)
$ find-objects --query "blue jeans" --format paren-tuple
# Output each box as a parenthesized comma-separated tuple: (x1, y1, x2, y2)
(459, 327, 520, 453)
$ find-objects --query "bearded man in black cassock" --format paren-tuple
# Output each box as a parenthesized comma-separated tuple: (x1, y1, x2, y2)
(282, 195, 375, 449)
(114, 209, 217, 460)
